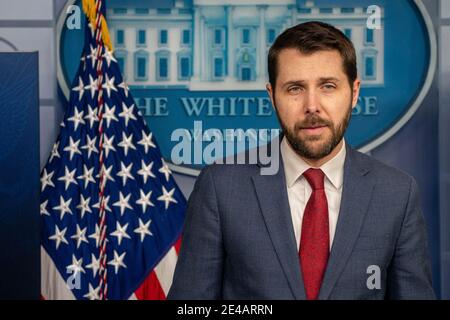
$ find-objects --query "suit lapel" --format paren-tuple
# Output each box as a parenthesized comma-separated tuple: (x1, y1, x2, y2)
(318, 144, 375, 300)
(252, 159, 306, 300)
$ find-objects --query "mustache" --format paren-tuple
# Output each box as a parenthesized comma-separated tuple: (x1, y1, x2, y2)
(294, 115, 332, 130)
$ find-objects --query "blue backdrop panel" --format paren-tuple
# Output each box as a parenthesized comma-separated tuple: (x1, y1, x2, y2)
(0, 52, 40, 299)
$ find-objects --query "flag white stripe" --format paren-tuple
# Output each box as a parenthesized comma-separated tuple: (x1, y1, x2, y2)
(128, 293, 137, 300)
(41, 246, 76, 300)
(154, 247, 178, 296)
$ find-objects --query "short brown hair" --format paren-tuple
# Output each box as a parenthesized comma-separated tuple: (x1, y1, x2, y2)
(268, 21, 357, 90)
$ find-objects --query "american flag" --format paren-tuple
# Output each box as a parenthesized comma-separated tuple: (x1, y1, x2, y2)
(40, 0, 186, 300)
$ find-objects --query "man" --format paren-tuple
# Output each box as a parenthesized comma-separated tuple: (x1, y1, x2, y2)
(168, 21, 435, 300)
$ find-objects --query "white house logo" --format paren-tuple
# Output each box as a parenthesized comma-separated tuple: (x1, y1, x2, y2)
(57, 0, 436, 176)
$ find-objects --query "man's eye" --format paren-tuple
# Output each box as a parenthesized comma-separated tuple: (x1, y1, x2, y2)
(288, 86, 302, 93)
(322, 84, 336, 90)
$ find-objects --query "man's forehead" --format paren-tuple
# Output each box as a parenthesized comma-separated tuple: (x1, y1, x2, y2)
(278, 47, 342, 59)
(276, 49, 347, 81)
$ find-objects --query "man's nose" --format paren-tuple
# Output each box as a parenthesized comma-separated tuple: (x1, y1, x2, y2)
(303, 90, 320, 114)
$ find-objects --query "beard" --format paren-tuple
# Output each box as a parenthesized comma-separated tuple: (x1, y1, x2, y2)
(276, 99, 353, 161)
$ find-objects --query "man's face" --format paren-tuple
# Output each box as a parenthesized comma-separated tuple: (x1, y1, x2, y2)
(267, 48, 360, 160)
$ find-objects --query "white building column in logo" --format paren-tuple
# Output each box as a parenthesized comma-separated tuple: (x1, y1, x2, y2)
(200, 14, 206, 81)
(226, 5, 235, 81)
(257, 5, 267, 81)
(289, 4, 297, 28)
(193, 6, 201, 80)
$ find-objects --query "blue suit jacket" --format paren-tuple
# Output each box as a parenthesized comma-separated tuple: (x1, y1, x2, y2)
(168, 143, 435, 299)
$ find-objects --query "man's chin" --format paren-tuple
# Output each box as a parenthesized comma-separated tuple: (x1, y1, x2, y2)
(289, 137, 335, 160)
(302, 146, 332, 160)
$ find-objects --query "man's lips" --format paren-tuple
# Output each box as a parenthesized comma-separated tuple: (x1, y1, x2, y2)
(299, 125, 328, 134)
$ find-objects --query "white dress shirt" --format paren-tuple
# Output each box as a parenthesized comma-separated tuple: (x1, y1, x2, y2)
(280, 136, 347, 250)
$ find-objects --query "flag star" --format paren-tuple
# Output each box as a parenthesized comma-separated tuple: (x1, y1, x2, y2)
(52, 195, 73, 220)
(88, 224, 101, 248)
(157, 186, 178, 210)
(138, 131, 156, 153)
(118, 132, 137, 156)
(66, 254, 86, 276)
(72, 76, 85, 101)
(86, 253, 100, 278)
(49, 225, 69, 249)
(49, 141, 60, 162)
(41, 169, 55, 192)
(159, 159, 172, 182)
(76, 194, 92, 218)
(118, 81, 129, 97)
(40, 200, 50, 216)
(136, 190, 154, 213)
(103, 49, 117, 67)
(117, 162, 134, 186)
(84, 104, 98, 128)
(58, 166, 78, 191)
(81, 135, 99, 159)
(134, 218, 153, 242)
(67, 107, 85, 131)
(93, 195, 112, 213)
(110, 221, 132, 246)
(102, 74, 117, 98)
(138, 160, 155, 184)
(118, 103, 137, 127)
(97, 164, 115, 183)
(113, 192, 133, 216)
(84, 74, 98, 99)
(70, 225, 89, 249)
(78, 165, 96, 189)
(87, 44, 98, 68)
(102, 134, 116, 158)
(84, 283, 101, 300)
(63, 137, 82, 161)
(102, 104, 119, 128)
(108, 250, 127, 274)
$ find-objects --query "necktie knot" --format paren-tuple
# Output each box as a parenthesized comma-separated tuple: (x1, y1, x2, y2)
(303, 168, 325, 190)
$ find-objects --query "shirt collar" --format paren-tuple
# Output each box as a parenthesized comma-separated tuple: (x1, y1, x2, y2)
(281, 136, 346, 189)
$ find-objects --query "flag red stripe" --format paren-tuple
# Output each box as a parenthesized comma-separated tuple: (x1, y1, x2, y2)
(134, 270, 166, 300)
(174, 237, 182, 255)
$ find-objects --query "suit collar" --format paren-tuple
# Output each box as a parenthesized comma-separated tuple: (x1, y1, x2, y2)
(252, 149, 306, 299)
(318, 143, 374, 299)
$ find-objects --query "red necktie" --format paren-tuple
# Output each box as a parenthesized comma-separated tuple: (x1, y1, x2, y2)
(299, 168, 330, 300)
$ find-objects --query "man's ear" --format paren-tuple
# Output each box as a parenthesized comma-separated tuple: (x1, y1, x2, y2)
(351, 78, 361, 109)
(266, 83, 276, 110)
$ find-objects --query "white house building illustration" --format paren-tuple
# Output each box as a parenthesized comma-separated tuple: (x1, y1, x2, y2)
(107, 0, 384, 91)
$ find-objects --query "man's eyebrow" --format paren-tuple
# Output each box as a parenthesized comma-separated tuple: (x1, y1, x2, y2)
(282, 77, 341, 88)
(318, 77, 341, 83)
(282, 80, 306, 88)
